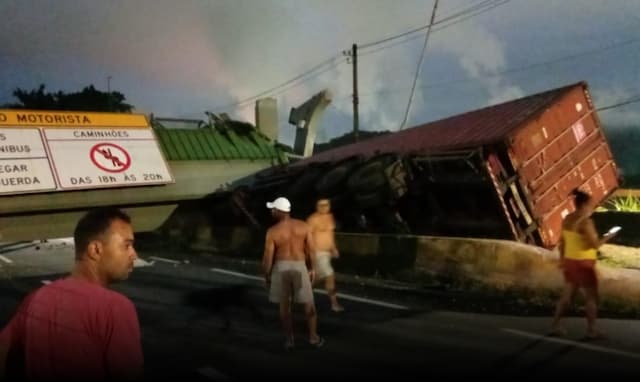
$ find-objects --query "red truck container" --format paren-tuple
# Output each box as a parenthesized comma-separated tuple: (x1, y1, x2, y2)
(256, 81, 619, 248)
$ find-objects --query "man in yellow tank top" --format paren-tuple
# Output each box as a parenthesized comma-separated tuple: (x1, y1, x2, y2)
(551, 189, 617, 339)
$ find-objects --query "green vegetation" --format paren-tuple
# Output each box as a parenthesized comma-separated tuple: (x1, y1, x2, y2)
(2, 84, 133, 112)
(605, 192, 640, 212)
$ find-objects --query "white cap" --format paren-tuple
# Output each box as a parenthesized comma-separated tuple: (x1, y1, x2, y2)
(266, 197, 291, 212)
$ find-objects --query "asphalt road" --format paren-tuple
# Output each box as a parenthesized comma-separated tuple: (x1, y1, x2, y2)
(0, 239, 639, 380)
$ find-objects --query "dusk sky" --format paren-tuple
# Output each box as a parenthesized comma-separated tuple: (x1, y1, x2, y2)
(1, 0, 638, 146)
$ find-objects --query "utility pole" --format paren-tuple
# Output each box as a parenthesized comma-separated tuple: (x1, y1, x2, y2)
(352, 44, 359, 142)
(344, 44, 359, 142)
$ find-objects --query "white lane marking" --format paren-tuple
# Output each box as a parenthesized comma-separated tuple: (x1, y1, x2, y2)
(503, 328, 640, 360)
(148, 256, 181, 265)
(210, 268, 263, 281)
(315, 289, 409, 310)
(134, 258, 155, 268)
(0, 255, 13, 264)
(210, 268, 409, 310)
(0, 243, 37, 254)
(196, 366, 231, 381)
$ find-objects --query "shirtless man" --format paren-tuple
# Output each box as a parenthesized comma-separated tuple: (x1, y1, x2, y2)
(262, 197, 324, 350)
(307, 198, 344, 312)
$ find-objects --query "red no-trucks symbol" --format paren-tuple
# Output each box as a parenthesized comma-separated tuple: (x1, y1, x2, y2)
(90, 143, 131, 173)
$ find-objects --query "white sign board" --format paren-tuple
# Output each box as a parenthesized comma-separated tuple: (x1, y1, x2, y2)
(45, 129, 173, 190)
(0, 129, 57, 194)
(0, 110, 174, 195)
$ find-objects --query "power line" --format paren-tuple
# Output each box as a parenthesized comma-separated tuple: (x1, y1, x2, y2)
(355, 37, 640, 99)
(361, 4, 511, 57)
(209, 53, 344, 113)
(359, 0, 510, 52)
(433, 0, 489, 17)
(210, 0, 512, 115)
(225, 57, 349, 112)
(436, 0, 512, 30)
(398, 0, 439, 131)
(597, 95, 640, 112)
(206, 0, 511, 115)
(359, 0, 496, 49)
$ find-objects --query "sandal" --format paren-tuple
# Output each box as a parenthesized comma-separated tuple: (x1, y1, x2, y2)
(309, 337, 325, 348)
(548, 327, 567, 337)
(284, 339, 295, 351)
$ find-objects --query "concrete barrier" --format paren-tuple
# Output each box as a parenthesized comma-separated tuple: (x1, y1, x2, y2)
(336, 233, 562, 288)
(335, 233, 640, 305)
(182, 223, 640, 305)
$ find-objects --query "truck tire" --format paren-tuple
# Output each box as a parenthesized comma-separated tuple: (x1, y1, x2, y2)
(347, 154, 398, 193)
(285, 164, 327, 198)
(355, 191, 385, 209)
(347, 161, 387, 192)
(315, 158, 360, 195)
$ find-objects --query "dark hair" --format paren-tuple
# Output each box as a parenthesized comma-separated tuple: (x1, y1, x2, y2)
(74, 207, 131, 260)
(572, 188, 591, 208)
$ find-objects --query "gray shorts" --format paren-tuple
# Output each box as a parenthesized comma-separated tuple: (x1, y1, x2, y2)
(269, 260, 314, 304)
(314, 250, 335, 279)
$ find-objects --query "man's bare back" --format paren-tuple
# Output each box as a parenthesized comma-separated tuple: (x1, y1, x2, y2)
(268, 218, 313, 262)
(307, 212, 336, 253)
(262, 197, 323, 348)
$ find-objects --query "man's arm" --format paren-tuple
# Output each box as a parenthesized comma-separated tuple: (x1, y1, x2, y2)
(306, 215, 317, 234)
(0, 338, 10, 380)
(105, 297, 144, 381)
(0, 321, 14, 380)
(305, 224, 316, 283)
(0, 293, 32, 381)
(582, 218, 614, 249)
(330, 214, 339, 258)
(555, 237, 565, 269)
(262, 229, 275, 283)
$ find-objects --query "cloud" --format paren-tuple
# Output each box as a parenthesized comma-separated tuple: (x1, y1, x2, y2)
(0, 0, 637, 147)
(486, 83, 525, 105)
(430, 20, 524, 107)
(210, 0, 436, 139)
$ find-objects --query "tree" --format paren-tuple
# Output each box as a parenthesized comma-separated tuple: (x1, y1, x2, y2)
(3, 84, 133, 112)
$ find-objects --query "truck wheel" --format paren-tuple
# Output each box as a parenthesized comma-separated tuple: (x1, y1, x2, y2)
(315, 158, 360, 195)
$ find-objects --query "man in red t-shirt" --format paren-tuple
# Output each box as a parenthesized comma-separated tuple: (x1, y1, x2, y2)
(0, 207, 144, 381)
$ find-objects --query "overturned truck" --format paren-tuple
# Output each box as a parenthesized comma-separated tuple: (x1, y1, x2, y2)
(230, 82, 620, 249)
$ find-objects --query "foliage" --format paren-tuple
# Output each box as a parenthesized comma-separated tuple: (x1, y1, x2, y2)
(2, 84, 133, 112)
(605, 192, 640, 212)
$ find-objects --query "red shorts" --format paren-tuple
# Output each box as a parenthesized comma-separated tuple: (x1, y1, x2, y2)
(562, 259, 597, 287)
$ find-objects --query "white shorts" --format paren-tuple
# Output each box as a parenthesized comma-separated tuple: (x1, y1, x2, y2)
(269, 260, 314, 304)
(314, 250, 335, 279)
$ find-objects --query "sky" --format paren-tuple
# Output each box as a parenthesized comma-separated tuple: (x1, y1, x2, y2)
(1, 0, 639, 147)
